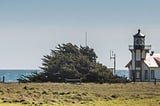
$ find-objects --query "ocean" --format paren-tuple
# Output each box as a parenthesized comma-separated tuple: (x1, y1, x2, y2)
(115, 70, 129, 78)
(0, 69, 129, 82)
(0, 69, 40, 82)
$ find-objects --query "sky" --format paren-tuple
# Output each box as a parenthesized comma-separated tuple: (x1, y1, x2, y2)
(0, 0, 160, 69)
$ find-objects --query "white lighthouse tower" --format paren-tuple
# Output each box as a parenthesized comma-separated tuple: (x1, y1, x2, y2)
(128, 29, 151, 81)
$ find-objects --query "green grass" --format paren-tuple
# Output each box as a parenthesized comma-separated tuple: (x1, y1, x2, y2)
(0, 82, 159, 106)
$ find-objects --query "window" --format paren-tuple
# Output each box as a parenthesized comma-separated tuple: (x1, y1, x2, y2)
(140, 38, 144, 45)
(145, 70, 148, 80)
(135, 61, 141, 67)
(136, 71, 140, 79)
(136, 50, 141, 60)
(134, 38, 138, 45)
(151, 70, 155, 79)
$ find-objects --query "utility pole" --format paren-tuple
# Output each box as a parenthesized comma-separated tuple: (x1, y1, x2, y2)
(110, 50, 116, 75)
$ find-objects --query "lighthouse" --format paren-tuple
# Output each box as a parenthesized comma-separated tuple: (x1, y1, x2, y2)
(126, 29, 151, 81)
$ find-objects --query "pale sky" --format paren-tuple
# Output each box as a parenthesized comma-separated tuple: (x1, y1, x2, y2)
(0, 0, 160, 69)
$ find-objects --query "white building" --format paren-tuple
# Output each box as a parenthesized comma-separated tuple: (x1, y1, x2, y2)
(126, 29, 160, 82)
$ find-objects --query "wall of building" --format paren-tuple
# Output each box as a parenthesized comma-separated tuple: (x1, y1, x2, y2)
(131, 51, 135, 70)
(142, 63, 149, 81)
(154, 68, 160, 79)
(142, 50, 146, 59)
(128, 64, 132, 80)
(142, 66, 160, 82)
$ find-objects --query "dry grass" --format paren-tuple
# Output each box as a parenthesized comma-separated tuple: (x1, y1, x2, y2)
(0, 82, 159, 106)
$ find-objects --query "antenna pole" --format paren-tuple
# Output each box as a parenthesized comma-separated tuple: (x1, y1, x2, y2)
(110, 50, 116, 75)
(85, 32, 87, 47)
(114, 54, 116, 75)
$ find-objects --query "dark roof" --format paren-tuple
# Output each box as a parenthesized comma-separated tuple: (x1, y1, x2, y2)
(133, 29, 145, 37)
(125, 60, 132, 67)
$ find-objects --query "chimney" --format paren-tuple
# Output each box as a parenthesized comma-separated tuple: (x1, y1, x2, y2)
(150, 51, 154, 56)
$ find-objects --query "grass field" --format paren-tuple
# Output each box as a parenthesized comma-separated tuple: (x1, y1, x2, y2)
(0, 82, 160, 106)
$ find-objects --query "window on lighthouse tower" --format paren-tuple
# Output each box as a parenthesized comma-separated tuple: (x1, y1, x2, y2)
(135, 61, 141, 67)
(136, 71, 140, 79)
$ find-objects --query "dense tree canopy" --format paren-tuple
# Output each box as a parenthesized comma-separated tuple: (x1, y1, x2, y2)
(18, 43, 128, 83)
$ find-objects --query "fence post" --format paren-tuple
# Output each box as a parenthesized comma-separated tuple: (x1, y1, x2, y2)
(2, 76, 5, 83)
(154, 78, 156, 85)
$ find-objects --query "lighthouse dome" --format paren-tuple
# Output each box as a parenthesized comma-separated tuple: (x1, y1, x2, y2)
(134, 29, 145, 37)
